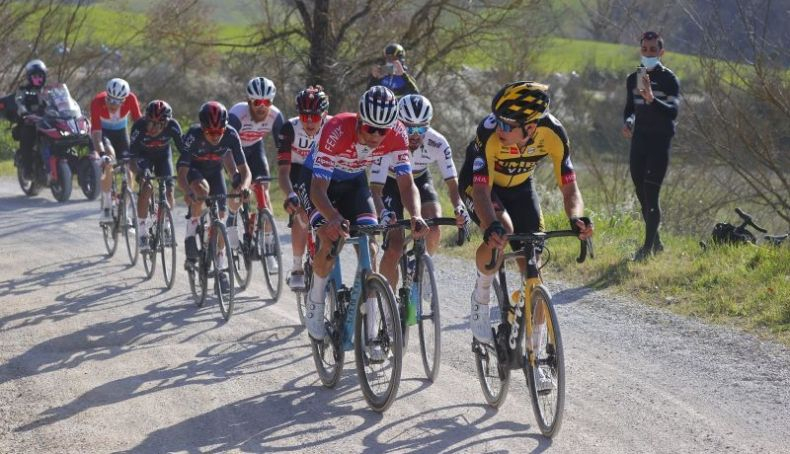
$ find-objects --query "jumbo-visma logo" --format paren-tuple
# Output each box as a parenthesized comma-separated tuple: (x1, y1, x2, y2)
(494, 157, 537, 175)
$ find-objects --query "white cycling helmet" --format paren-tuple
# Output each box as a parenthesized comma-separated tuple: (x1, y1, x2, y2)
(359, 86, 398, 128)
(398, 94, 433, 126)
(246, 76, 276, 100)
(106, 78, 130, 99)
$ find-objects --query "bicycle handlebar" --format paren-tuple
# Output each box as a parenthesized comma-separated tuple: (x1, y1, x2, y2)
(735, 207, 768, 233)
(382, 217, 469, 246)
(484, 229, 593, 271)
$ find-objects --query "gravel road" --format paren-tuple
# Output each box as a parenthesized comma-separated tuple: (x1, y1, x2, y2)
(1, 178, 788, 453)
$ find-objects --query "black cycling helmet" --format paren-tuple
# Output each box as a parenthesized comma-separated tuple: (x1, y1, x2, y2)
(296, 86, 329, 114)
(384, 43, 405, 59)
(198, 101, 228, 130)
(145, 100, 172, 122)
(491, 81, 550, 125)
(25, 59, 47, 87)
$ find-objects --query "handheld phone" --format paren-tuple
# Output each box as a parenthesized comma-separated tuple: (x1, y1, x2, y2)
(637, 66, 647, 91)
(384, 63, 395, 75)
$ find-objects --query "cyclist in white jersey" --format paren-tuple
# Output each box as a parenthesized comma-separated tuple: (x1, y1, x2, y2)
(227, 77, 285, 268)
(370, 94, 470, 289)
(276, 86, 331, 290)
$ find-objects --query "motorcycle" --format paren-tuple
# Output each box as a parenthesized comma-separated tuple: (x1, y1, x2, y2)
(13, 83, 99, 202)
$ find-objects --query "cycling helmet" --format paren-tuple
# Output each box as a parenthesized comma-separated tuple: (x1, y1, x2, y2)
(199, 101, 228, 130)
(246, 76, 276, 100)
(358, 86, 398, 128)
(384, 43, 405, 59)
(295, 86, 329, 114)
(145, 100, 172, 122)
(25, 59, 47, 87)
(398, 94, 433, 126)
(106, 78, 130, 99)
(491, 81, 550, 125)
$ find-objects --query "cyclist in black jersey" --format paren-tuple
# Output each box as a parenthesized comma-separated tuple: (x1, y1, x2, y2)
(622, 31, 680, 261)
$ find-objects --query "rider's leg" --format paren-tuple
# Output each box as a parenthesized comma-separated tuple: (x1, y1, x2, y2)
(380, 228, 404, 292)
(422, 201, 441, 255)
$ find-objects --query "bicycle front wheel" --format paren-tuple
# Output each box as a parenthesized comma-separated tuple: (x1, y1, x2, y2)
(188, 224, 208, 307)
(355, 273, 403, 413)
(474, 277, 510, 408)
(122, 188, 139, 266)
(102, 208, 118, 257)
(524, 284, 565, 438)
(258, 209, 283, 301)
(141, 196, 157, 280)
(310, 280, 343, 387)
(231, 206, 252, 291)
(417, 254, 441, 382)
(213, 222, 235, 321)
(295, 259, 313, 326)
(160, 205, 177, 290)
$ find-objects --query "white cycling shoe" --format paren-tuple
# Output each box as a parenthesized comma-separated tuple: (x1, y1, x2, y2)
(533, 366, 554, 393)
(470, 292, 493, 345)
(305, 298, 325, 340)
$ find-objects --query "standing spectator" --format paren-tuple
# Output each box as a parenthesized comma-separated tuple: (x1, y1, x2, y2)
(622, 31, 680, 261)
(368, 43, 419, 97)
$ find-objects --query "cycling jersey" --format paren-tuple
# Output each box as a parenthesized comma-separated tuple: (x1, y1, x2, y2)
(369, 126, 456, 185)
(176, 125, 246, 175)
(228, 102, 284, 149)
(459, 113, 576, 193)
(276, 115, 332, 166)
(129, 118, 184, 161)
(89, 91, 141, 132)
(304, 112, 411, 182)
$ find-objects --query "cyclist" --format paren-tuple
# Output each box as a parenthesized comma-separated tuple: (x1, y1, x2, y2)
(370, 94, 470, 289)
(227, 77, 285, 271)
(458, 81, 593, 356)
(12, 60, 49, 180)
(129, 100, 184, 252)
(90, 78, 142, 222)
(276, 85, 331, 291)
(298, 86, 428, 352)
(177, 101, 250, 294)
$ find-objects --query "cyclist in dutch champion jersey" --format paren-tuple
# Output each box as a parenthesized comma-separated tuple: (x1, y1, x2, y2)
(276, 85, 332, 291)
(370, 94, 470, 289)
(298, 86, 428, 342)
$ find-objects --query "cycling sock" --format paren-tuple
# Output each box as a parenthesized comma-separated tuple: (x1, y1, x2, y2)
(138, 218, 146, 233)
(309, 274, 328, 303)
(265, 231, 274, 247)
(101, 191, 111, 209)
(216, 250, 228, 270)
(293, 254, 303, 271)
(474, 272, 495, 303)
(185, 217, 199, 237)
(366, 298, 378, 340)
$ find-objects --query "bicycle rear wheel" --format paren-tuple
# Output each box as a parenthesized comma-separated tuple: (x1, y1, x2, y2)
(474, 277, 510, 407)
(355, 273, 403, 413)
(102, 206, 118, 257)
(524, 284, 565, 438)
(258, 209, 283, 301)
(141, 195, 157, 280)
(188, 223, 208, 307)
(213, 222, 235, 321)
(310, 280, 343, 387)
(122, 188, 139, 266)
(231, 206, 253, 291)
(160, 205, 176, 290)
(417, 254, 441, 382)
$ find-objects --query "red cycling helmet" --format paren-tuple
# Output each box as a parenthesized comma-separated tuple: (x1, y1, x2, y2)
(295, 86, 329, 114)
(145, 100, 172, 122)
(198, 101, 228, 130)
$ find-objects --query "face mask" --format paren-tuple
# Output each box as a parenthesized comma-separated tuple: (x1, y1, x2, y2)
(641, 56, 660, 69)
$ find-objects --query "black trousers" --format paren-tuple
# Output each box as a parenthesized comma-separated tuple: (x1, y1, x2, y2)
(630, 131, 673, 250)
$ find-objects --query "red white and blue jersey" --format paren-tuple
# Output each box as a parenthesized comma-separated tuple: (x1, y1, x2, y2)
(90, 91, 142, 132)
(176, 125, 246, 174)
(228, 102, 284, 149)
(276, 115, 332, 166)
(304, 112, 411, 181)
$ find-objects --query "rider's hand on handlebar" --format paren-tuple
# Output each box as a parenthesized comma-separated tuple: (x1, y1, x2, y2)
(454, 203, 471, 228)
(483, 221, 507, 249)
(324, 215, 349, 242)
(411, 216, 429, 239)
(283, 192, 300, 214)
(184, 191, 195, 206)
(570, 216, 594, 240)
(379, 209, 396, 225)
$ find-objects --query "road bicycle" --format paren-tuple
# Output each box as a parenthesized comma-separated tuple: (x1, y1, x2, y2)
(700, 207, 788, 249)
(100, 157, 138, 266)
(309, 223, 402, 412)
(385, 218, 467, 382)
(473, 228, 592, 438)
(186, 193, 240, 321)
(292, 221, 317, 326)
(139, 171, 177, 289)
(230, 176, 283, 299)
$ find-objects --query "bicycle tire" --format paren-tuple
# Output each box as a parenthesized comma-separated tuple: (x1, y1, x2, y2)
(474, 278, 510, 407)
(102, 203, 118, 257)
(524, 284, 565, 438)
(355, 273, 403, 413)
(258, 209, 283, 301)
(141, 195, 157, 280)
(398, 255, 410, 351)
(295, 259, 312, 326)
(122, 187, 139, 266)
(160, 205, 176, 290)
(418, 254, 441, 382)
(189, 222, 208, 307)
(231, 205, 253, 291)
(213, 222, 235, 321)
(310, 280, 343, 387)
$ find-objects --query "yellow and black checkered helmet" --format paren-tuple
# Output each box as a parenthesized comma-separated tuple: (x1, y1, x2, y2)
(491, 81, 550, 125)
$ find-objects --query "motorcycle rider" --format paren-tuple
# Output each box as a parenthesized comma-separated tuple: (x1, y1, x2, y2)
(14, 59, 49, 180)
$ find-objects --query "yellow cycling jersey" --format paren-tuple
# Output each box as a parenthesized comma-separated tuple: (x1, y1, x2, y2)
(459, 113, 576, 191)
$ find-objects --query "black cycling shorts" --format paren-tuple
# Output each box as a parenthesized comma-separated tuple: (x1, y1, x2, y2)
(186, 167, 228, 212)
(298, 168, 376, 228)
(242, 141, 270, 180)
(92, 129, 130, 157)
(136, 156, 174, 188)
(381, 171, 438, 219)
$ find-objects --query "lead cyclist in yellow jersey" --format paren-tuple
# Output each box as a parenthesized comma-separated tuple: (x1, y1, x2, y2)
(458, 81, 594, 348)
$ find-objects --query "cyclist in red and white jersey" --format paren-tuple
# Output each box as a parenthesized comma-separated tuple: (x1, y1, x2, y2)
(298, 86, 428, 341)
(276, 85, 331, 291)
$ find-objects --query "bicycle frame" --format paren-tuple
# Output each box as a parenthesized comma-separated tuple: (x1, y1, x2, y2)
(328, 233, 374, 352)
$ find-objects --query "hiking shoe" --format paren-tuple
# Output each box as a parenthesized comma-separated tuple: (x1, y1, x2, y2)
(652, 240, 665, 254)
(632, 247, 652, 262)
(288, 270, 306, 291)
(185, 236, 199, 261)
(470, 291, 493, 345)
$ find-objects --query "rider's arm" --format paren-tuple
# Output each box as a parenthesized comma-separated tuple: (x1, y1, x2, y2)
(310, 176, 341, 222)
(390, 149, 421, 218)
(127, 93, 142, 122)
(89, 95, 106, 154)
(225, 129, 249, 189)
(175, 132, 195, 193)
(369, 154, 391, 216)
(276, 121, 295, 196)
(546, 121, 581, 219)
(168, 119, 185, 155)
(467, 130, 497, 229)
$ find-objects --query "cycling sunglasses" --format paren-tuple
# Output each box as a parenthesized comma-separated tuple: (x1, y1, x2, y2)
(299, 113, 323, 123)
(250, 98, 272, 107)
(362, 124, 389, 136)
(406, 125, 428, 136)
(203, 127, 225, 137)
(495, 117, 520, 132)
(148, 120, 166, 130)
(107, 96, 125, 106)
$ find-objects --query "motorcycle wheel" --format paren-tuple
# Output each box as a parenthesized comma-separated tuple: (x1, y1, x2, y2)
(15, 150, 40, 196)
(51, 158, 72, 202)
(77, 156, 101, 201)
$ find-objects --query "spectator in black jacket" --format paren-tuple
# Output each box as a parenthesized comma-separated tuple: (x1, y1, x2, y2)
(622, 31, 680, 261)
(368, 43, 419, 97)
(14, 59, 49, 178)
